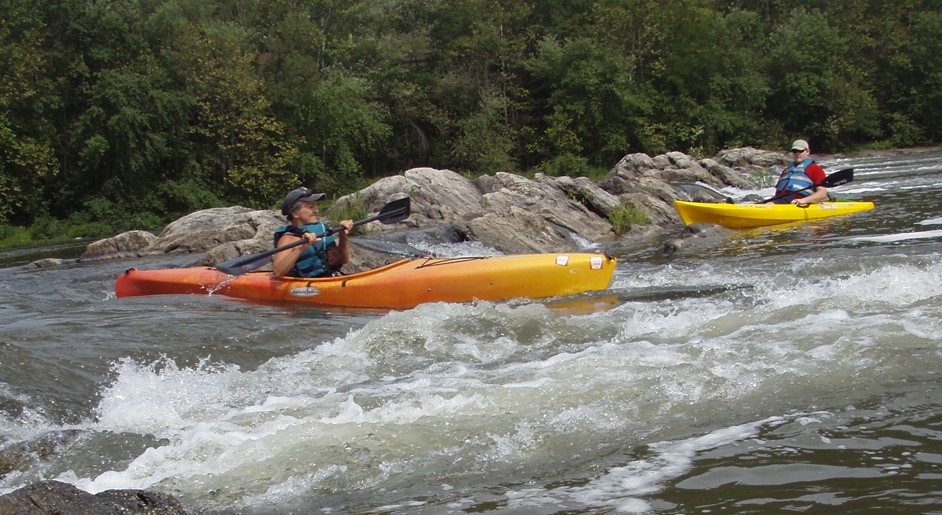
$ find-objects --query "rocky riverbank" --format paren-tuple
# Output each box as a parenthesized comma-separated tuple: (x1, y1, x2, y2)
(67, 147, 787, 272)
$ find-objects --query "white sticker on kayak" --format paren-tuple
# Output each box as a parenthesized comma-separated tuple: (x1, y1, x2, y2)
(590, 256, 604, 270)
(819, 204, 838, 210)
(290, 287, 321, 297)
(556, 255, 569, 266)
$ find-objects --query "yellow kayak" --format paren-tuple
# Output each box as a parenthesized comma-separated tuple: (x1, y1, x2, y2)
(674, 200, 875, 229)
(115, 253, 616, 310)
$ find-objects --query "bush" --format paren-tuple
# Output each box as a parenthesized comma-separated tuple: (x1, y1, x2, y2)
(326, 193, 370, 236)
(0, 225, 31, 249)
(608, 201, 650, 234)
(28, 215, 67, 241)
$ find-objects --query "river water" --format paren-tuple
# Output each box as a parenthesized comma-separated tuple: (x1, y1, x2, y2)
(0, 150, 940, 513)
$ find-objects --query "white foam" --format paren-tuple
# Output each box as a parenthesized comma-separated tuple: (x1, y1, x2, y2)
(851, 229, 942, 243)
(408, 238, 501, 258)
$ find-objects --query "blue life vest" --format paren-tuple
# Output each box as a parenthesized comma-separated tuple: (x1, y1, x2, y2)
(775, 158, 817, 199)
(273, 222, 337, 277)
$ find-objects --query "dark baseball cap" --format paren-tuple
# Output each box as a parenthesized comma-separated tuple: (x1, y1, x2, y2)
(281, 187, 325, 215)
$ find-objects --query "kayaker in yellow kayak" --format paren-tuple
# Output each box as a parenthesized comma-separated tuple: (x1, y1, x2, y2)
(272, 187, 354, 277)
(768, 139, 829, 205)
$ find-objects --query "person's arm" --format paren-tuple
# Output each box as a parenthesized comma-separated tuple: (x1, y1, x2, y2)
(327, 220, 354, 267)
(272, 232, 320, 276)
(793, 163, 829, 204)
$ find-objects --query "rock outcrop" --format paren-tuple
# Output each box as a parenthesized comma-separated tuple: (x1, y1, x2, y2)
(81, 230, 158, 261)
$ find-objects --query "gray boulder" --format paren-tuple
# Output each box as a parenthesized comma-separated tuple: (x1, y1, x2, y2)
(332, 167, 615, 255)
(81, 230, 157, 261)
(475, 171, 613, 245)
(332, 168, 487, 230)
(699, 158, 759, 189)
(147, 207, 283, 255)
(717, 146, 789, 169)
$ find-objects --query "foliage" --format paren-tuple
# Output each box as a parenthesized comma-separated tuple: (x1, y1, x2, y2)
(326, 193, 370, 236)
(0, 0, 60, 224)
(537, 153, 608, 180)
(608, 201, 650, 235)
(0, 0, 939, 240)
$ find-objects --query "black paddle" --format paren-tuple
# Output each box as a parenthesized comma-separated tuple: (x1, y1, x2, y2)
(216, 197, 411, 276)
(759, 167, 854, 204)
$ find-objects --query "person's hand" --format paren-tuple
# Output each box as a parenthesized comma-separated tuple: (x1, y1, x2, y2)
(302, 232, 321, 245)
(337, 220, 354, 234)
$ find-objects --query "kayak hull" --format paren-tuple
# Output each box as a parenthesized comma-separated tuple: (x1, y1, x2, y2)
(673, 200, 875, 229)
(114, 253, 617, 309)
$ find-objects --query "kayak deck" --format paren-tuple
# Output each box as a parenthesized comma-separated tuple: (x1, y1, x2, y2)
(115, 253, 617, 310)
(673, 200, 875, 229)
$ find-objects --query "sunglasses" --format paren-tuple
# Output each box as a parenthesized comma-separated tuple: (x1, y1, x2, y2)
(790, 149, 805, 153)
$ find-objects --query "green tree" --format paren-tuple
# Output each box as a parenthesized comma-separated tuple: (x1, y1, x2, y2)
(525, 35, 655, 169)
(905, 11, 942, 143)
(0, 0, 59, 223)
(644, 3, 773, 153)
(450, 88, 516, 174)
(258, 1, 392, 192)
(764, 7, 878, 150)
(175, 24, 300, 207)
(69, 55, 191, 211)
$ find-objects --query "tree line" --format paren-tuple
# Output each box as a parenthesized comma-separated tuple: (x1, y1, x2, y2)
(1, 0, 940, 240)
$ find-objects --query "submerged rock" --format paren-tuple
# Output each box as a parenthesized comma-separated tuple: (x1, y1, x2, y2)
(23, 258, 66, 269)
(0, 480, 187, 514)
(0, 430, 82, 479)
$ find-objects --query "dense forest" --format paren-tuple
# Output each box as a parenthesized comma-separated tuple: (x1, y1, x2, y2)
(1, 0, 940, 242)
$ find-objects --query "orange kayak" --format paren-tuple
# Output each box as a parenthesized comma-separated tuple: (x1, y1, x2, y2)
(114, 253, 616, 309)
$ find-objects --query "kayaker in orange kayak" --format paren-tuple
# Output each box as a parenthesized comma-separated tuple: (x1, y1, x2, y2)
(768, 139, 829, 205)
(272, 187, 354, 277)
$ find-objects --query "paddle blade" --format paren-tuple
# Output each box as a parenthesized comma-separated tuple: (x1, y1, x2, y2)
(821, 168, 853, 188)
(373, 196, 411, 225)
(328, 196, 411, 235)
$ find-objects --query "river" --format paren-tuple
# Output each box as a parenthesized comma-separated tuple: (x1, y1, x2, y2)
(0, 149, 940, 513)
